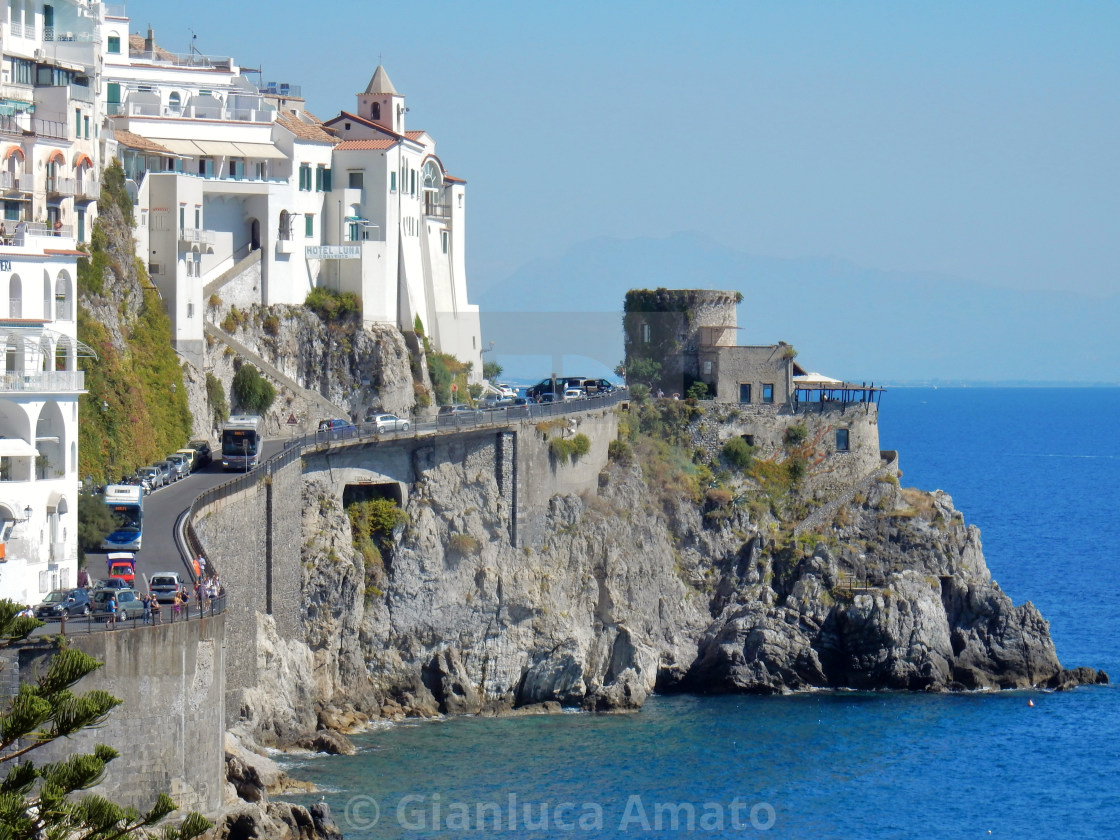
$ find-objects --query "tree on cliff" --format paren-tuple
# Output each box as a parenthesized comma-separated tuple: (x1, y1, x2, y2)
(0, 600, 210, 839)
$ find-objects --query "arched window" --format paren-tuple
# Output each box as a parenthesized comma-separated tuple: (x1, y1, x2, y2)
(55, 336, 72, 371)
(371, 102, 380, 120)
(5, 337, 21, 375)
(9, 274, 22, 319)
(279, 210, 291, 241)
(422, 160, 443, 216)
(168, 91, 181, 113)
(54, 271, 72, 321)
(42, 272, 52, 321)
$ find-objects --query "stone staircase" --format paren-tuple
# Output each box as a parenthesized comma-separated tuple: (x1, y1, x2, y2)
(793, 450, 901, 536)
(203, 323, 348, 421)
(203, 248, 261, 298)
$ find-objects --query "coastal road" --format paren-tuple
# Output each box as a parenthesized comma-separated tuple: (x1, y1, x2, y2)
(89, 441, 288, 589)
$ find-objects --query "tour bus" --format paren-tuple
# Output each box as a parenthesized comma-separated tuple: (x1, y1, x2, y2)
(221, 414, 264, 471)
(100, 485, 144, 551)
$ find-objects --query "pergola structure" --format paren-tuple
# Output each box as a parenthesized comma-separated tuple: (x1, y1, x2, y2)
(792, 365, 885, 406)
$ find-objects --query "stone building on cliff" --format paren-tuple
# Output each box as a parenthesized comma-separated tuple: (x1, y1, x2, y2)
(624, 287, 887, 492)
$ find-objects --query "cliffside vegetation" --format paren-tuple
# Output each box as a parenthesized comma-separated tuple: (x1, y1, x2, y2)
(77, 162, 191, 485)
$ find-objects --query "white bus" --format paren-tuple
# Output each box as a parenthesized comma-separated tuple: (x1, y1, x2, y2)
(221, 414, 264, 471)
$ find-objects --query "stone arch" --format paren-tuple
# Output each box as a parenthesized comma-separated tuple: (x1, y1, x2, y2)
(249, 217, 261, 250)
(0, 401, 34, 482)
(35, 400, 66, 480)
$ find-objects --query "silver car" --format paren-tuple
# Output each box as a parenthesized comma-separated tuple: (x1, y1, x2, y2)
(165, 453, 190, 481)
(136, 465, 164, 491)
(373, 413, 411, 433)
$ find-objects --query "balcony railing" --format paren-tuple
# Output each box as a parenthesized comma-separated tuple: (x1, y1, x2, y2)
(23, 222, 74, 239)
(0, 173, 28, 193)
(179, 228, 214, 245)
(0, 370, 85, 392)
(117, 100, 273, 123)
(46, 177, 76, 196)
(54, 300, 72, 320)
(258, 82, 302, 98)
(0, 82, 33, 104)
(75, 180, 98, 200)
(127, 50, 233, 70)
(9, 21, 22, 37)
(424, 202, 451, 219)
(31, 118, 67, 140)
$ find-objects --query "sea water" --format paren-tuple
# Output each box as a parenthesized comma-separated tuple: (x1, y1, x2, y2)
(284, 388, 1120, 839)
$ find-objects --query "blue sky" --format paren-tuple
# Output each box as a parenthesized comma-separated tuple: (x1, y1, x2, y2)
(121, 1, 1120, 303)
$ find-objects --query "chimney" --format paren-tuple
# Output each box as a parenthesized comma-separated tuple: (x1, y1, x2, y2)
(145, 26, 154, 53)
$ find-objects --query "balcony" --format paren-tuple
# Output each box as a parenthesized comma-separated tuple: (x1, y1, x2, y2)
(74, 180, 98, 201)
(31, 118, 67, 140)
(0, 370, 85, 392)
(46, 177, 76, 197)
(0, 173, 29, 194)
(258, 82, 302, 98)
(424, 200, 451, 219)
(117, 101, 274, 123)
(179, 228, 214, 246)
(0, 82, 34, 105)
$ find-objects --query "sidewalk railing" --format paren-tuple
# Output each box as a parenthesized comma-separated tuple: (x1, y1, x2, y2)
(40, 594, 228, 636)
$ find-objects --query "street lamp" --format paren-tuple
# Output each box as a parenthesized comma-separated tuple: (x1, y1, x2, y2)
(18, 505, 31, 522)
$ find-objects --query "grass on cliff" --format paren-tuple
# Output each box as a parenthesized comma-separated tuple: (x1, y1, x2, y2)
(77, 162, 191, 483)
(346, 497, 408, 600)
(78, 293, 191, 485)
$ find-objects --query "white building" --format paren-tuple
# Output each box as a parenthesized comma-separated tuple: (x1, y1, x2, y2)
(103, 19, 482, 378)
(322, 67, 482, 377)
(2, 0, 104, 242)
(0, 230, 84, 605)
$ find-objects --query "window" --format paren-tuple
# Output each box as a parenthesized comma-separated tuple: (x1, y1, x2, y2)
(348, 171, 364, 189)
(836, 429, 850, 452)
(194, 207, 200, 229)
(702, 360, 712, 375)
(83, 115, 89, 138)
(305, 214, 314, 237)
(299, 163, 311, 191)
(739, 384, 751, 403)
(641, 323, 651, 343)
(323, 167, 332, 192)
(315, 165, 323, 191)
(441, 230, 449, 254)
(390, 171, 396, 192)
(187, 302, 195, 318)
(409, 169, 415, 196)
(168, 91, 181, 112)
(371, 102, 380, 120)
(74, 108, 80, 138)
(762, 383, 774, 403)
(107, 35, 121, 54)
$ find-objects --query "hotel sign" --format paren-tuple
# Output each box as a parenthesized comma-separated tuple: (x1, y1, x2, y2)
(305, 245, 360, 260)
(0, 260, 10, 272)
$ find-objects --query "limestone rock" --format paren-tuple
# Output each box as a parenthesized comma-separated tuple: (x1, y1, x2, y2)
(296, 730, 357, 756)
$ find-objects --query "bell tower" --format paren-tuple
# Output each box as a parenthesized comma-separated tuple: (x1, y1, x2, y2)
(357, 65, 406, 133)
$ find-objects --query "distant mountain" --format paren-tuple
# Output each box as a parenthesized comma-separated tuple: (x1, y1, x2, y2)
(477, 232, 1118, 385)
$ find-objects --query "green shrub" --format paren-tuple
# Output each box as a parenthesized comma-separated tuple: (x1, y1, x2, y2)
(231, 364, 276, 413)
(784, 424, 808, 446)
(787, 457, 807, 483)
(722, 437, 755, 470)
(685, 380, 709, 400)
(608, 439, 633, 464)
(549, 433, 591, 463)
(262, 314, 281, 336)
(306, 286, 361, 321)
(206, 372, 229, 427)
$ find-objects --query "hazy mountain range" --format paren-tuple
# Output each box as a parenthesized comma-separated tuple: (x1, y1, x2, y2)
(477, 232, 1118, 385)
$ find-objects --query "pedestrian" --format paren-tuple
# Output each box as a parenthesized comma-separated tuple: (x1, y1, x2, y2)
(142, 592, 152, 624)
(172, 589, 183, 618)
(151, 593, 162, 624)
(106, 594, 117, 629)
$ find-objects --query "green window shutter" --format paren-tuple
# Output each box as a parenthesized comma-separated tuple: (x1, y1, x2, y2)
(323, 168, 332, 192)
(75, 108, 80, 138)
(305, 214, 314, 237)
(107, 35, 120, 53)
(315, 166, 322, 191)
(390, 171, 396, 192)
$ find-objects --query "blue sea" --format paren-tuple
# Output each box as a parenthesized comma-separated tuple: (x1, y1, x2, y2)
(285, 388, 1120, 839)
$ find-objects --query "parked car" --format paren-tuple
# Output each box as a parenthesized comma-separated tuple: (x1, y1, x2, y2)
(90, 587, 144, 621)
(437, 404, 480, 425)
(165, 453, 191, 481)
(493, 383, 518, 398)
(91, 577, 131, 591)
(187, 440, 213, 469)
(563, 388, 587, 401)
(175, 448, 197, 472)
(149, 572, 185, 604)
(536, 392, 561, 404)
(318, 418, 358, 439)
(34, 588, 91, 619)
(373, 413, 410, 433)
(581, 378, 616, 395)
(136, 465, 164, 492)
(150, 461, 173, 486)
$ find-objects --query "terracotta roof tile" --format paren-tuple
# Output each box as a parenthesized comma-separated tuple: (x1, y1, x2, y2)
(275, 112, 339, 144)
(112, 130, 173, 155)
(326, 111, 410, 142)
(444, 174, 466, 184)
(335, 139, 396, 151)
(128, 33, 176, 61)
(405, 130, 425, 139)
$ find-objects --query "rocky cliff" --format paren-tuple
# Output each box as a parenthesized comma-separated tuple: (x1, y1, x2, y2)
(228, 400, 1104, 756)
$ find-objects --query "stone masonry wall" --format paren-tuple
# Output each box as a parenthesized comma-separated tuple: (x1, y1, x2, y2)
(194, 454, 304, 720)
(2, 615, 226, 817)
